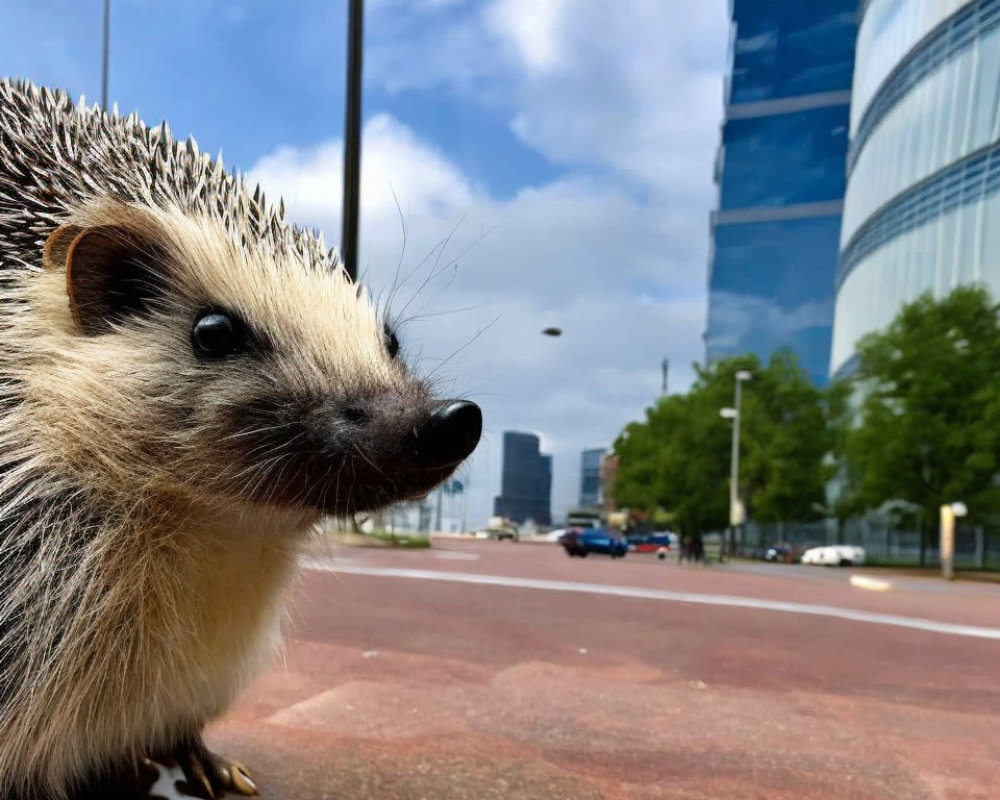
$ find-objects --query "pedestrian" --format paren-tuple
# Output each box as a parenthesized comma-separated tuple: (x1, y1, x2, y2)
(692, 534, 705, 564)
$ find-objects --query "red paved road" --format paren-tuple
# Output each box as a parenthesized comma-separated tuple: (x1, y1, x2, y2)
(207, 540, 1000, 799)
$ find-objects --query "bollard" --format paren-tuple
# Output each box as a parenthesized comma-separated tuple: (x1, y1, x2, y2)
(940, 501, 967, 581)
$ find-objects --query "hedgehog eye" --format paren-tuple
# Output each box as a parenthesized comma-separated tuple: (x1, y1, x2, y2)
(384, 324, 400, 359)
(192, 311, 244, 359)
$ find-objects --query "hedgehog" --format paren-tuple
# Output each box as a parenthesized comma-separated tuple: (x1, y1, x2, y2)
(0, 79, 482, 799)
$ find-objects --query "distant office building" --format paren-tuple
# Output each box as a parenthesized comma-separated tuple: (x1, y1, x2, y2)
(831, 0, 1000, 377)
(706, 0, 859, 386)
(579, 448, 606, 507)
(493, 432, 552, 525)
(600, 453, 620, 515)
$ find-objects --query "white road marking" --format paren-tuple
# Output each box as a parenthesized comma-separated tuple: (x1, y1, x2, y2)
(850, 575, 893, 592)
(433, 551, 481, 561)
(303, 560, 1000, 642)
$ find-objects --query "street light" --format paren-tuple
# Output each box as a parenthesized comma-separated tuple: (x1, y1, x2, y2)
(720, 370, 751, 555)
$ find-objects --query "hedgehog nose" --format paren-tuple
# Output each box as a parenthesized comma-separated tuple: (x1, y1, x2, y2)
(412, 400, 482, 467)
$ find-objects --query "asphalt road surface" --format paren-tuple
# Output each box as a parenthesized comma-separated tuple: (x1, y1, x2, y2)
(207, 539, 1000, 800)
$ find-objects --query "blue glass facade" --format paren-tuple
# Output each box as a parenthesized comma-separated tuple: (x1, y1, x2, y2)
(730, 0, 859, 103)
(579, 448, 605, 508)
(712, 216, 842, 300)
(708, 216, 841, 375)
(494, 432, 552, 525)
(720, 106, 849, 209)
(706, 0, 859, 386)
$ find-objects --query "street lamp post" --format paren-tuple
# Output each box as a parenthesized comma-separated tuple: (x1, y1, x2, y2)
(341, 0, 365, 282)
(101, 0, 110, 111)
(720, 370, 751, 556)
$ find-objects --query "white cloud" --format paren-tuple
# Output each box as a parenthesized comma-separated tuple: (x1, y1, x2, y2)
(249, 115, 707, 526)
(249, 114, 482, 237)
(249, 1, 729, 526)
(498, 1, 726, 201)
(485, 0, 572, 73)
(368, 0, 727, 198)
(364, 5, 498, 95)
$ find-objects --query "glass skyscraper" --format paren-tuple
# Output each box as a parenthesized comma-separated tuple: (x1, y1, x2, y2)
(831, 0, 1000, 377)
(493, 432, 552, 525)
(579, 448, 606, 508)
(705, 0, 859, 386)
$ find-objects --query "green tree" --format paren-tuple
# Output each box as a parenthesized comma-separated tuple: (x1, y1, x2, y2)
(836, 286, 1000, 524)
(739, 351, 829, 522)
(613, 352, 828, 535)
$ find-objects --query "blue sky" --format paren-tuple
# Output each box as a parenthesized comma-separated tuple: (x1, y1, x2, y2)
(2, 0, 558, 195)
(3, 0, 730, 526)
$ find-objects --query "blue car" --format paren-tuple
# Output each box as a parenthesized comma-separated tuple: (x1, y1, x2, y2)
(559, 528, 628, 558)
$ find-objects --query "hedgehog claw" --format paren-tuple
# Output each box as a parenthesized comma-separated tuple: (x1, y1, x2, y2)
(163, 735, 257, 798)
(226, 762, 258, 795)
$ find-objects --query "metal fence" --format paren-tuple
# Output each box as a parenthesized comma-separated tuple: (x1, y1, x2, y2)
(726, 518, 1000, 569)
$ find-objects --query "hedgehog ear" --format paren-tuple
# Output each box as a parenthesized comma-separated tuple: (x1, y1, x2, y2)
(51, 225, 165, 336)
(43, 225, 83, 272)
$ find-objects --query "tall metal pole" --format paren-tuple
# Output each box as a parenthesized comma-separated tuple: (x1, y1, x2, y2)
(341, 0, 365, 282)
(101, 0, 111, 111)
(461, 485, 468, 534)
(728, 370, 751, 556)
(730, 378, 742, 527)
(661, 358, 669, 395)
(435, 486, 443, 532)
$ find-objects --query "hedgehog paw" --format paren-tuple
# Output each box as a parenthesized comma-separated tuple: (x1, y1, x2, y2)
(162, 736, 258, 798)
(211, 758, 257, 797)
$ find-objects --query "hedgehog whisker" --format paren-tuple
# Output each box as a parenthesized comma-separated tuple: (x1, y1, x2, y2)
(423, 315, 500, 383)
(385, 182, 409, 312)
(400, 304, 484, 323)
(316, 459, 338, 513)
(351, 443, 387, 482)
(222, 422, 296, 442)
(382, 218, 459, 324)
(391, 224, 489, 330)
(397, 215, 465, 296)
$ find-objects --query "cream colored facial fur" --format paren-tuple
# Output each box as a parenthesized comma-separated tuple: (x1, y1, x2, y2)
(0, 80, 481, 800)
(0, 199, 400, 796)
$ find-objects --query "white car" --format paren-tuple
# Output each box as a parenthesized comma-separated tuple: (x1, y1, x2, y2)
(800, 545, 866, 567)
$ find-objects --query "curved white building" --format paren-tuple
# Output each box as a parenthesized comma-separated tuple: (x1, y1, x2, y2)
(831, 0, 1000, 376)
